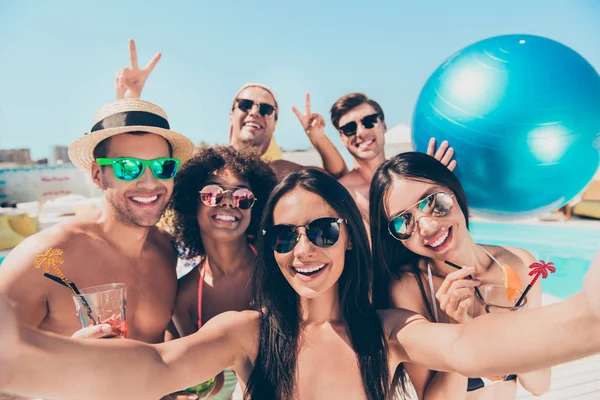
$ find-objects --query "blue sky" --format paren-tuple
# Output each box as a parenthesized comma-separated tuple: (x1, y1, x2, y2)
(0, 0, 598, 161)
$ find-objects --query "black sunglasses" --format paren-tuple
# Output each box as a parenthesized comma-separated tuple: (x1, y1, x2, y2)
(235, 98, 276, 117)
(388, 191, 454, 241)
(338, 113, 380, 137)
(262, 217, 345, 254)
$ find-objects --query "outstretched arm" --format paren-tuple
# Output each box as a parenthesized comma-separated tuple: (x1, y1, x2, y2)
(389, 248, 600, 377)
(292, 93, 349, 178)
(0, 300, 254, 400)
(391, 292, 600, 378)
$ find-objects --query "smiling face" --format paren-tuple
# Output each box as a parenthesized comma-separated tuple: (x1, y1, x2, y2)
(230, 86, 278, 153)
(91, 133, 173, 227)
(197, 168, 253, 243)
(338, 103, 386, 161)
(385, 177, 468, 260)
(271, 187, 350, 299)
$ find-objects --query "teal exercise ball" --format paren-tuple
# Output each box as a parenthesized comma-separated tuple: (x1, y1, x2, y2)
(412, 34, 600, 220)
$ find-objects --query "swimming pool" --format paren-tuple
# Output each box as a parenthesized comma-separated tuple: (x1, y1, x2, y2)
(471, 221, 600, 299)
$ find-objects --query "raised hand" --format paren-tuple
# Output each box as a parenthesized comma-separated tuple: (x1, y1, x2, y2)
(115, 39, 162, 100)
(292, 92, 326, 141)
(435, 267, 480, 323)
(427, 138, 457, 171)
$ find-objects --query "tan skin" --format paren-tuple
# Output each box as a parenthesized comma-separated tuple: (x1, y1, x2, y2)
(169, 170, 256, 399)
(230, 87, 346, 180)
(172, 169, 255, 336)
(385, 178, 551, 399)
(0, 133, 177, 343)
(0, 133, 179, 400)
(333, 102, 457, 223)
(3, 187, 600, 400)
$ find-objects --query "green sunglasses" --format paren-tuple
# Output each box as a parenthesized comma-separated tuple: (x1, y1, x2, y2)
(96, 157, 181, 181)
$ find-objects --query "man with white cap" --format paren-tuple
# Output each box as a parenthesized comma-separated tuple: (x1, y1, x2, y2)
(0, 99, 194, 346)
(115, 39, 349, 179)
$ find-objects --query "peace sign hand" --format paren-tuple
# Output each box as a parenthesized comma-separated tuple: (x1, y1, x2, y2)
(115, 39, 162, 100)
(292, 92, 326, 141)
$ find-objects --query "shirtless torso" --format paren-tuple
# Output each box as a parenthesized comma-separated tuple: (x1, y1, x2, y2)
(339, 170, 371, 224)
(0, 211, 178, 343)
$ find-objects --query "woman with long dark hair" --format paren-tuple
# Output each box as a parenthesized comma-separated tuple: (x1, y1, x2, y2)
(370, 152, 550, 399)
(2, 169, 600, 400)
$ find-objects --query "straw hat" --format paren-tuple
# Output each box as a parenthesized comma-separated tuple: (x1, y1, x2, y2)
(68, 99, 194, 172)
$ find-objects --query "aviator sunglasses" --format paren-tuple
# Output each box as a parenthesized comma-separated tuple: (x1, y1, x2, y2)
(263, 217, 345, 254)
(199, 184, 256, 210)
(338, 113, 380, 137)
(235, 98, 276, 118)
(96, 157, 180, 181)
(388, 191, 455, 241)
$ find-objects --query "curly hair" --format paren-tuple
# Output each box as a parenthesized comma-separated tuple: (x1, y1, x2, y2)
(170, 145, 277, 259)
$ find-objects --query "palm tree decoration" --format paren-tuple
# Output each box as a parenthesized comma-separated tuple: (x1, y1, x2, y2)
(34, 248, 66, 278)
(515, 260, 556, 307)
(34, 247, 98, 324)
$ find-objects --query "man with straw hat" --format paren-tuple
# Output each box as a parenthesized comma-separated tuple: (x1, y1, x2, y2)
(0, 99, 193, 346)
(115, 39, 349, 179)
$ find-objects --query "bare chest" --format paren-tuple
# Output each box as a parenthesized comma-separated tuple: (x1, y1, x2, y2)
(295, 331, 368, 400)
(199, 271, 252, 325)
(42, 248, 177, 342)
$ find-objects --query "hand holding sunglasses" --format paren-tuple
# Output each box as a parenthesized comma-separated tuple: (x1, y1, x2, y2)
(338, 113, 380, 137)
(235, 98, 277, 118)
(263, 217, 345, 254)
(96, 157, 180, 181)
(388, 191, 454, 241)
(199, 184, 256, 210)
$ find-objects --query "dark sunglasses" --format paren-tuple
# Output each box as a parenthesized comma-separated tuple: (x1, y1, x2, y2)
(235, 98, 276, 118)
(263, 217, 345, 254)
(96, 157, 180, 181)
(199, 184, 256, 210)
(338, 113, 380, 137)
(388, 191, 454, 241)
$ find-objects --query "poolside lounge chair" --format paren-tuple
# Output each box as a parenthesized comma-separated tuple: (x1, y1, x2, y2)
(572, 179, 600, 220)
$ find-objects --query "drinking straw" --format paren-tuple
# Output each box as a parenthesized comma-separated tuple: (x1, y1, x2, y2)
(35, 248, 98, 325)
(444, 260, 485, 301)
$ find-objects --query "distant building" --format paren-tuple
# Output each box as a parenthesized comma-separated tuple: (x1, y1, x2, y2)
(52, 145, 71, 165)
(0, 148, 31, 164)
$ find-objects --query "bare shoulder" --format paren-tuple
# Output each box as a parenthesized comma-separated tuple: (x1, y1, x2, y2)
(174, 266, 200, 310)
(0, 217, 92, 278)
(149, 226, 177, 258)
(177, 265, 200, 294)
(270, 159, 302, 178)
(377, 308, 428, 341)
(203, 310, 260, 349)
(388, 272, 426, 311)
(208, 309, 260, 329)
(0, 217, 99, 320)
(338, 170, 361, 188)
(491, 245, 536, 277)
(504, 246, 537, 266)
